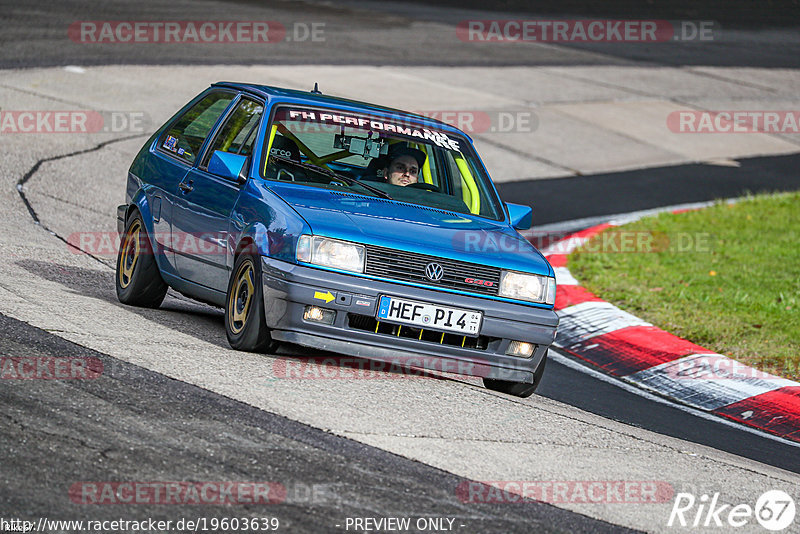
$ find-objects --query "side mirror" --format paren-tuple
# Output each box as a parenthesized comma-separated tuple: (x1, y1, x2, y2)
(506, 202, 533, 230)
(208, 151, 249, 185)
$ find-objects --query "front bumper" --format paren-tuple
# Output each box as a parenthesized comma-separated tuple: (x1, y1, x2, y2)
(261, 257, 559, 383)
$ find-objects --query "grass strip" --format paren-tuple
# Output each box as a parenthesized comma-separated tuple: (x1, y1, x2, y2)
(568, 192, 799, 380)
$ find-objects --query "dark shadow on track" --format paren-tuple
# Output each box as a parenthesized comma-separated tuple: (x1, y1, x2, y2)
(13, 259, 468, 384)
(1, 0, 798, 68)
(15, 259, 231, 349)
(537, 354, 800, 474)
(385, 0, 800, 29)
(497, 153, 800, 226)
(0, 312, 635, 533)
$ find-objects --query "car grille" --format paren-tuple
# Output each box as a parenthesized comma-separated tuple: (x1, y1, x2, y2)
(364, 244, 501, 296)
(348, 313, 497, 351)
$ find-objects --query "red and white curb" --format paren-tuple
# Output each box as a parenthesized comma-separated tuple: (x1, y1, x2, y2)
(542, 213, 800, 444)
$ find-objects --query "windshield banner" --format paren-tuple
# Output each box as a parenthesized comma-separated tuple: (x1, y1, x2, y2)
(274, 107, 462, 151)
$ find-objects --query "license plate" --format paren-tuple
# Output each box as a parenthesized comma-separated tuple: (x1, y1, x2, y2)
(376, 296, 482, 336)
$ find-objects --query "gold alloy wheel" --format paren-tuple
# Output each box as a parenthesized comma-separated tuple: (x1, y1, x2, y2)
(228, 258, 255, 335)
(118, 219, 142, 289)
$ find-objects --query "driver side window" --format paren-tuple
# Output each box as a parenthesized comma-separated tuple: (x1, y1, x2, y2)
(202, 98, 264, 168)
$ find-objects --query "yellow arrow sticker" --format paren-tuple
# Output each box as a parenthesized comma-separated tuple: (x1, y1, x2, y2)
(313, 290, 335, 303)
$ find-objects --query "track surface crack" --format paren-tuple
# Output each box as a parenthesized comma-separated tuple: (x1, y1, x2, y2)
(16, 134, 147, 267)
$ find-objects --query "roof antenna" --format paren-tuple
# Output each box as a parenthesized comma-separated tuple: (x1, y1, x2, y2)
(311, 82, 322, 95)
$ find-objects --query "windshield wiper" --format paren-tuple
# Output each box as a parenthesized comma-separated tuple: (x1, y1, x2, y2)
(269, 155, 393, 200)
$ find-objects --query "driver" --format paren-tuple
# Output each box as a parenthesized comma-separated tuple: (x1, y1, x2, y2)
(382, 144, 426, 186)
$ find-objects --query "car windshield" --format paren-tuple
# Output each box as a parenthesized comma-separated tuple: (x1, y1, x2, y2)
(260, 106, 505, 221)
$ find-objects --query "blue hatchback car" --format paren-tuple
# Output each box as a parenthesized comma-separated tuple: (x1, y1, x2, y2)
(116, 82, 557, 397)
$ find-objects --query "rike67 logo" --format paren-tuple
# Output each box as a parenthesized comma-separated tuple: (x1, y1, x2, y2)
(668, 490, 796, 531)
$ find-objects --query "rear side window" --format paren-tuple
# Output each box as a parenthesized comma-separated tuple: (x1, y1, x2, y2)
(203, 98, 264, 167)
(160, 92, 235, 164)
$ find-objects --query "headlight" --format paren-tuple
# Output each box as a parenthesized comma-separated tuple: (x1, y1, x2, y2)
(296, 235, 365, 273)
(499, 271, 556, 305)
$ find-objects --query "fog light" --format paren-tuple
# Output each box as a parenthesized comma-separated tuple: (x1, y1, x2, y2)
(303, 306, 336, 325)
(506, 340, 535, 358)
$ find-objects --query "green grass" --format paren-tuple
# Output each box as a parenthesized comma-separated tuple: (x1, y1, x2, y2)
(568, 192, 800, 380)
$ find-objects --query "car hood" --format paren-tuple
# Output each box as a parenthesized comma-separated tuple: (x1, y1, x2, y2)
(269, 184, 553, 276)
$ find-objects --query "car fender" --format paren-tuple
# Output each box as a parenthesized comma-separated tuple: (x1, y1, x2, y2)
(125, 186, 177, 276)
(126, 188, 155, 237)
(227, 180, 311, 271)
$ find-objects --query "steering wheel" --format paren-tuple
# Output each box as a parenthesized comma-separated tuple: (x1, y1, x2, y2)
(407, 182, 440, 192)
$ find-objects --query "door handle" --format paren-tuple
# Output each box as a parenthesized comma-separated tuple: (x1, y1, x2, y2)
(179, 181, 194, 193)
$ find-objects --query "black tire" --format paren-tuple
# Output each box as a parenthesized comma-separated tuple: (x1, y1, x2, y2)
(225, 251, 279, 353)
(115, 211, 168, 308)
(483, 352, 548, 398)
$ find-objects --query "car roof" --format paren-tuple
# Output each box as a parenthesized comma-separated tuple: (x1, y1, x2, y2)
(211, 81, 473, 142)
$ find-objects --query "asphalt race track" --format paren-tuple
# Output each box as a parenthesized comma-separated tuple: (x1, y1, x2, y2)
(2, 312, 632, 533)
(2, 1, 800, 533)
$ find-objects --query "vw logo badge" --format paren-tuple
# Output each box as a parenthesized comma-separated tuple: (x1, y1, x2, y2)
(425, 262, 444, 282)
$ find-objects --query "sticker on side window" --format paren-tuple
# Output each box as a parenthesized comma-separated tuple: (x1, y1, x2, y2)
(163, 135, 178, 152)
